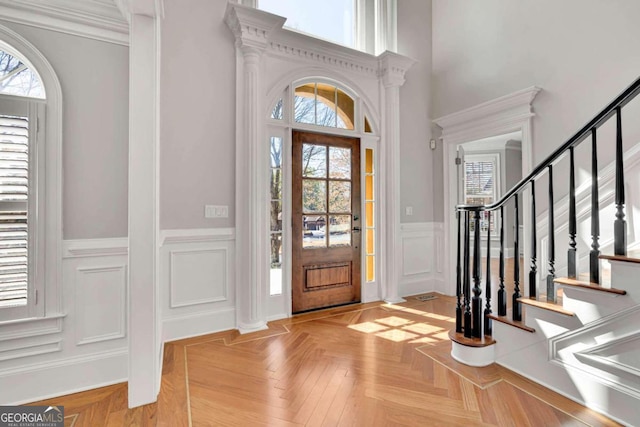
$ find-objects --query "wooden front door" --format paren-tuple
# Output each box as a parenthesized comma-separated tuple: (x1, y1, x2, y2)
(292, 131, 361, 313)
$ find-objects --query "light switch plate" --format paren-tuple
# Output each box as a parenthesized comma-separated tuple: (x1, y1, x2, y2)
(205, 205, 228, 218)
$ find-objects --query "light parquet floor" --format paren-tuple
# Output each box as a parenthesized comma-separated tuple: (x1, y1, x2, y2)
(31, 294, 620, 426)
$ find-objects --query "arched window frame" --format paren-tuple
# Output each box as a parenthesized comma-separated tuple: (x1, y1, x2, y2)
(0, 25, 62, 323)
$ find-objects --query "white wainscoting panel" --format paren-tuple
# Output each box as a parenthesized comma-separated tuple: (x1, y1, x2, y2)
(399, 223, 444, 297)
(0, 238, 129, 405)
(161, 228, 236, 342)
(169, 248, 228, 308)
(75, 265, 127, 345)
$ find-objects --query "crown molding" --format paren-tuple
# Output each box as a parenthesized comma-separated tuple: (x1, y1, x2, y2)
(434, 86, 542, 133)
(0, 0, 129, 45)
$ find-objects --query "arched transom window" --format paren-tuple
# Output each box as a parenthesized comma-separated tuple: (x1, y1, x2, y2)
(0, 49, 45, 99)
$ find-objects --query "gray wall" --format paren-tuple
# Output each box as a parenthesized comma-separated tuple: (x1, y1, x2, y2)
(160, 0, 236, 230)
(432, 0, 640, 219)
(0, 21, 129, 239)
(398, 0, 433, 223)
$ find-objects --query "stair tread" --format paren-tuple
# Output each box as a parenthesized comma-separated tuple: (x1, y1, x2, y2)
(488, 310, 536, 333)
(554, 277, 627, 295)
(600, 253, 640, 264)
(517, 297, 575, 316)
(448, 329, 496, 348)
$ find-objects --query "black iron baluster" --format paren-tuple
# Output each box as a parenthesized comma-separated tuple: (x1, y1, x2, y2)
(498, 206, 506, 316)
(568, 147, 577, 278)
(529, 181, 537, 299)
(456, 210, 462, 333)
(614, 107, 627, 256)
(547, 165, 556, 303)
(472, 210, 483, 338)
(463, 211, 472, 338)
(590, 129, 601, 284)
(513, 194, 522, 321)
(484, 211, 492, 336)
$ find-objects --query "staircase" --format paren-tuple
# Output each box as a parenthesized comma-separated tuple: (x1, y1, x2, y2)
(449, 76, 640, 426)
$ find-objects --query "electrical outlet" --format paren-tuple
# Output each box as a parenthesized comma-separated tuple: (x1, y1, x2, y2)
(405, 206, 413, 216)
(205, 205, 228, 218)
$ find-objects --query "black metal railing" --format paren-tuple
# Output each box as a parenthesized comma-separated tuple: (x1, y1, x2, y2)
(455, 76, 640, 337)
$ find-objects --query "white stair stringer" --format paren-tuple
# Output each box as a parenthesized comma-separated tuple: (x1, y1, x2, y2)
(550, 304, 640, 400)
(492, 256, 640, 425)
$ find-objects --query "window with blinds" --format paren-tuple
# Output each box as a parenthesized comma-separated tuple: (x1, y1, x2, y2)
(0, 113, 29, 308)
(464, 155, 499, 234)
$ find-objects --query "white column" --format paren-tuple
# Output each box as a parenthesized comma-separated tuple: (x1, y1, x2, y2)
(378, 52, 414, 304)
(225, 4, 285, 333)
(121, 0, 163, 408)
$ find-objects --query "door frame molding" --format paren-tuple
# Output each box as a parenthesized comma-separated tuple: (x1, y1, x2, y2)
(434, 86, 541, 298)
(225, 2, 413, 332)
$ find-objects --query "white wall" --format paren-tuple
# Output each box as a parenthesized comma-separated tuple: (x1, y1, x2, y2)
(398, 0, 433, 223)
(0, 20, 129, 239)
(432, 0, 640, 221)
(160, 0, 236, 230)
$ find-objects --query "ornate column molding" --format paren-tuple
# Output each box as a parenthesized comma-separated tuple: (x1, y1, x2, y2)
(225, 3, 285, 52)
(377, 51, 415, 303)
(225, 3, 284, 334)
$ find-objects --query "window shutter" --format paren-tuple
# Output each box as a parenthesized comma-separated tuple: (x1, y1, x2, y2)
(0, 114, 29, 308)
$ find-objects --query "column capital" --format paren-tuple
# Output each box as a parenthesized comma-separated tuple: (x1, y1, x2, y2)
(225, 3, 285, 53)
(378, 51, 415, 88)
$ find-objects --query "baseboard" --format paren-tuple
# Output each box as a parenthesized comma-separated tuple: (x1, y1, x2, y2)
(162, 307, 236, 342)
(0, 349, 128, 405)
(399, 276, 433, 298)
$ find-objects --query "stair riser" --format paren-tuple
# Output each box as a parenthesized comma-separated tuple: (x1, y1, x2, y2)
(609, 261, 640, 301)
(492, 321, 541, 358)
(523, 305, 583, 335)
(561, 287, 635, 323)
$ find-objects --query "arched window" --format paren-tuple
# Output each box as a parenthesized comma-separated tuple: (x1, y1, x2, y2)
(0, 49, 45, 99)
(294, 82, 355, 130)
(0, 33, 59, 322)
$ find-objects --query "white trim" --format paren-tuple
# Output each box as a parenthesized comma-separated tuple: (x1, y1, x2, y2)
(435, 87, 540, 298)
(168, 248, 229, 308)
(160, 228, 235, 246)
(162, 307, 236, 343)
(63, 238, 128, 258)
(0, 348, 128, 405)
(0, 1, 129, 46)
(127, 5, 163, 408)
(398, 222, 444, 297)
(75, 264, 127, 346)
(0, 339, 61, 362)
(0, 314, 64, 341)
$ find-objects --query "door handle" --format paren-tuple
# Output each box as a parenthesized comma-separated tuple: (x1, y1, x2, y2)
(352, 227, 361, 232)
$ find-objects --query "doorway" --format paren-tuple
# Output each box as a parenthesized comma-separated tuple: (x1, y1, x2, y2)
(291, 130, 361, 313)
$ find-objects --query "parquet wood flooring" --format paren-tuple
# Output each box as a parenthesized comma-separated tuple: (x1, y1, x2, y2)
(30, 294, 620, 426)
